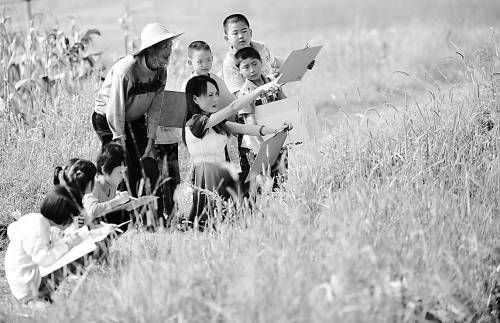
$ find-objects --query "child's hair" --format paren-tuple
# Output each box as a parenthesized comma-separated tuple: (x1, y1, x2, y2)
(234, 47, 261, 68)
(53, 158, 79, 185)
(188, 41, 211, 58)
(53, 159, 97, 203)
(96, 143, 125, 175)
(40, 185, 80, 226)
(223, 14, 250, 34)
(182, 75, 228, 143)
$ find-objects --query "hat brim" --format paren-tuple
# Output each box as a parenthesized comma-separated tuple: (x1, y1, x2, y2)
(132, 32, 183, 56)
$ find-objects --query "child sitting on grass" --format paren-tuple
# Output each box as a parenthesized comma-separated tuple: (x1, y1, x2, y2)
(4, 186, 84, 304)
(82, 143, 131, 225)
(53, 159, 98, 211)
(235, 47, 288, 191)
(183, 75, 291, 230)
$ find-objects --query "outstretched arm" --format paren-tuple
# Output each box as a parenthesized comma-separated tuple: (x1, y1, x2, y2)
(224, 121, 292, 136)
(204, 79, 281, 130)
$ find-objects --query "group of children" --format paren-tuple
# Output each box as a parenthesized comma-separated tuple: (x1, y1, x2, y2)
(5, 144, 132, 304)
(177, 14, 314, 229)
(4, 13, 314, 304)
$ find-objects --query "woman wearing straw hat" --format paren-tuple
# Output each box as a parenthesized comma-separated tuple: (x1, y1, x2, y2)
(92, 23, 182, 202)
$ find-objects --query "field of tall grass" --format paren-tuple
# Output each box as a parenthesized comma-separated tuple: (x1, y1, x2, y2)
(0, 0, 499, 322)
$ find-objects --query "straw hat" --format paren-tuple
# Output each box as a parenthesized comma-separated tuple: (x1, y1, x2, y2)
(133, 23, 183, 56)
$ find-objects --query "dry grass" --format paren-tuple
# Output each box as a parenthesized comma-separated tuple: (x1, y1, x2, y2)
(0, 1, 499, 322)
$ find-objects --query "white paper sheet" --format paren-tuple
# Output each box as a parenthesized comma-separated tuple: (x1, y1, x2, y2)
(255, 97, 309, 145)
(39, 235, 96, 277)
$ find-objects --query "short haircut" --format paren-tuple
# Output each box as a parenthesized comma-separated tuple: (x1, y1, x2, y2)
(234, 47, 261, 67)
(41, 185, 80, 226)
(223, 14, 250, 34)
(188, 41, 211, 58)
(96, 142, 125, 175)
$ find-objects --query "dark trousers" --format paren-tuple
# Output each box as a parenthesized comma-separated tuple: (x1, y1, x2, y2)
(237, 134, 252, 196)
(91, 112, 159, 198)
(154, 143, 180, 226)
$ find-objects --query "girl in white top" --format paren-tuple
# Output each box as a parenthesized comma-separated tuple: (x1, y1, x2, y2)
(183, 74, 290, 230)
(5, 186, 83, 303)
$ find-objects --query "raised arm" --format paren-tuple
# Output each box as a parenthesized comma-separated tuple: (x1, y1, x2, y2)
(204, 79, 281, 130)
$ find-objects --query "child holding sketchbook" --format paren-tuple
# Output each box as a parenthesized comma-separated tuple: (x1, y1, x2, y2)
(82, 142, 131, 225)
(183, 75, 291, 230)
(4, 186, 84, 304)
(235, 47, 288, 191)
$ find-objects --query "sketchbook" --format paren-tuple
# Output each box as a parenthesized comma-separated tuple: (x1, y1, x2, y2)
(157, 90, 187, 128)
(245, 130, 288, 183)
(39, 227, 96, 277)
(40, 224, 126, 276)
(96, 195, 159, 219)
(277, 46, 322, 84)
(122, 195, 158, 211)
(254, 97, 309, 145)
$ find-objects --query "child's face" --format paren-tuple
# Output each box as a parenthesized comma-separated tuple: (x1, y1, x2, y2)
(225, 21, 252, 50)
(106, 165, 127, 187)
(189, 50, 213, 75)
(238, 57, 262, 82)
(193, 82, 219, 113)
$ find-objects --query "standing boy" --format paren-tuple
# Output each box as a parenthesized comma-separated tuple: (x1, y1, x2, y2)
(235, 47, 288, 190)
(181, 40, 235, 107)
(222, 14, 283, 95)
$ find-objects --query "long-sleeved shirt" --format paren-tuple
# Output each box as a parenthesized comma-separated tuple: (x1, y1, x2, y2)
(222, 40, 282, 94)
(82, 176, 118, 220)
(5, 213, 69, 300)
(94, 55, 166, 140)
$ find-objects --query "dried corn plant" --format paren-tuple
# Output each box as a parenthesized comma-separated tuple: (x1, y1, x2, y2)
(0, 10, 102, 126)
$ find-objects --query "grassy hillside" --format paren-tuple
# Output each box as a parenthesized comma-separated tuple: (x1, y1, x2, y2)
(0, 1, 499, 321)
